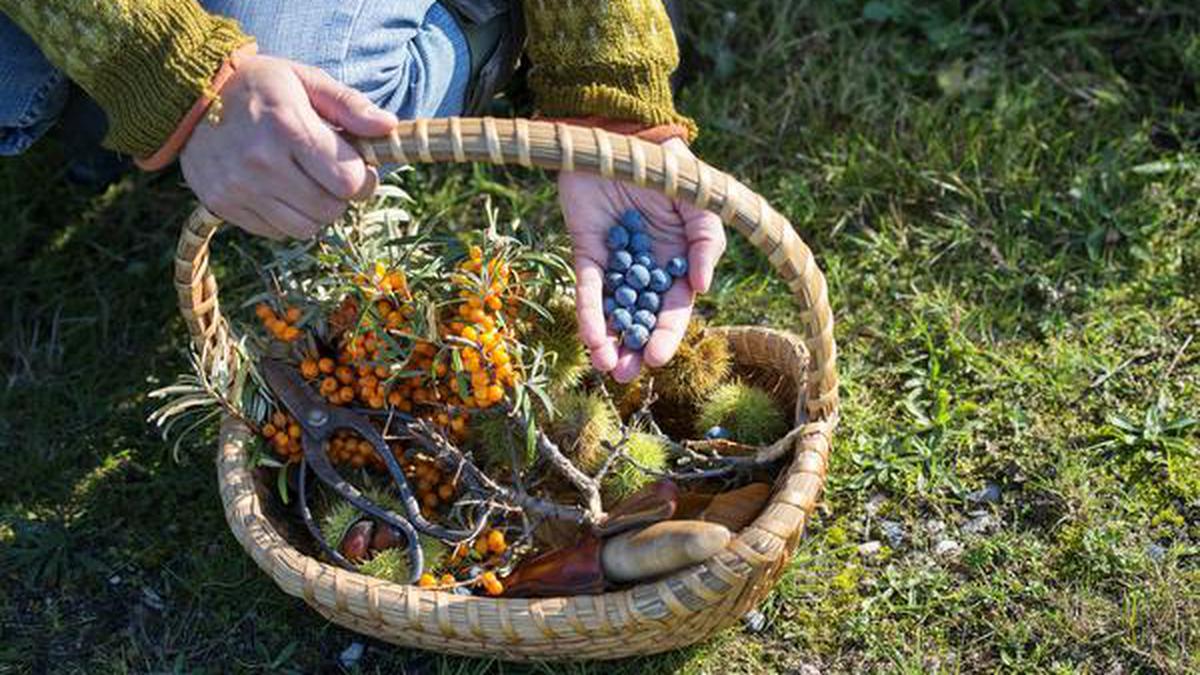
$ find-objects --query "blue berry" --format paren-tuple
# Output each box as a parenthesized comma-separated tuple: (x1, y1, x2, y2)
(610, 308, 633, 332)
(636, 291, 660, 313)
(605, 271, 625, 290)
(633, 309, 657, 330)
(620, 209, 645, 232)
(704, 426, 731, 440)
(614, 285, 638, 308)
(648, 268, 672, 293)
(666, 256, 688, 278)
(609, 250, 633, 273)
(625, 264, 650, 290)
(634, 253, 654, 268)
(606, 225, 630, 251)
(623, 324, 650, 350)
(629, 232, 652, 254)
(603, 297, 617, 315)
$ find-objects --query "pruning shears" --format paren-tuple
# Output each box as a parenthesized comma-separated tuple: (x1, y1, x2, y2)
(259, 359, 474, 583)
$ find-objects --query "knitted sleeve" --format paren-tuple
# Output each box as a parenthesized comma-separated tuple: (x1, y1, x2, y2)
(521, 0, 697, 141)
(0, 0, 251, 157)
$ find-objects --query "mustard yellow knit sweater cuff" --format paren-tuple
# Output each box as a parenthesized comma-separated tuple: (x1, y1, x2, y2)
(0, 0, 251, 158)
(523, 0, 697, 142)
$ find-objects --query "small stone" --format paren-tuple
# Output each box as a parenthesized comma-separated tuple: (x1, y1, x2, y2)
(1147, 543, 1166, 563)
(866, 492, 887, 515)
(141, 586, 165, 611)
(623, 324, 650, 350)
(610, 308, 633, 332)
(742, 609, 767, 633)
(961, 512, 996, 536)
(879, 520, 904, 548)
(620, 208, 645, 231)
(934, 539, 962, 558)
(629, 232, 653, 254)
(636, 291, 661, 312)
(609, 250, 633, 273)
(625, 264, 651, 290)
(857, 540, 882, 556)
(665, 256, 688, 278)
(796, 665, 821, 675)
(704, 426, 730, 440)
(605, 271, 625, 290)
(108, 574, 122, 586)
(603, 297, 616, 315)
(614, 286, 638, 308)
(633, 309, 657, 330)
(925, 519, 946, 536)
(967, 482, 1001, 504)
(605, 225, 630, 251)
(648, 268, 672, 293)
(338, 642, 365, 669)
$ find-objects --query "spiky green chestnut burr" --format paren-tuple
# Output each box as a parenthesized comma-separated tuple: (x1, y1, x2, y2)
(652, 319, 731, 407)
(546, 391, 621, 474)
(696, 382, 787, 445)
(473, 410, 532, 472)
(525, 300, 590, 392)
(602, 432, 668, 503)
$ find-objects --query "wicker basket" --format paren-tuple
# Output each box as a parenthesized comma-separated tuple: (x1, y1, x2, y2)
(173, 118, 838, 661)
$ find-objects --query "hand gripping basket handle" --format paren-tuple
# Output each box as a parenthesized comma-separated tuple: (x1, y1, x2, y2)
(174, 117, 838, 421)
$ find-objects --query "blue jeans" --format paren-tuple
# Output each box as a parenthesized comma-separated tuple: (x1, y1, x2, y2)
(0, 1, 471, 155)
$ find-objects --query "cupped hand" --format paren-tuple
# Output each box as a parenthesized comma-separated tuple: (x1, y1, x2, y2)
(181, 55, 398, 240)
(559, 137, 726, 383)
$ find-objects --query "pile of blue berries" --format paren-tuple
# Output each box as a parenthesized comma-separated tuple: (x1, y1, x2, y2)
(602, 209, 688, 351)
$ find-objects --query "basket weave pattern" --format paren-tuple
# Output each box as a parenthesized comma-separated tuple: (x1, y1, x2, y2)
(173, 118, 838, 660)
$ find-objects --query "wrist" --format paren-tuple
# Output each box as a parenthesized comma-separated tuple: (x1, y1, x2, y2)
(539, 115, 691, 146)
(135, 43, 258, 171)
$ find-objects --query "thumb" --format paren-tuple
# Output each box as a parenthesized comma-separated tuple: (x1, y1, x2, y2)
(291, 63, 397, 136)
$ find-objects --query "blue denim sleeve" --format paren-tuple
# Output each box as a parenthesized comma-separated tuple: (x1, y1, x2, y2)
(0, 14, 71, 156)
(202, 0, 471, 118)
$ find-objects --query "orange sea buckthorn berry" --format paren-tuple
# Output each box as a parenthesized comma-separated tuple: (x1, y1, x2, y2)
(468, 245, 483, 261)
(261, 423, 277, 438)
(474, 537, 490, 557)
(437, 483, 455, 501)
(272, 412, 288, 428)
(486, 384, 504, 404)
(486, 529, 506, 554)
(284, 307, 302, 323)
(481, 571, 503, 596)
(320, 377, 338, 396)
(318, 357, 335, 374)
(421, 492, 439, 510)
(282, 326, 301, 342)
(300, 358, 319, 379)
(439, 573, 456, 587)
(338, 387, 355, 404)
(335, 366, 354, 385)
(418, 573, 436, 588)
(255, 303, 272, 320)
(288, 423, 302, 440)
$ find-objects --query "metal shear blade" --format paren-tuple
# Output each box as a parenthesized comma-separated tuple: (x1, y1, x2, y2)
(260, 358, 472, 583)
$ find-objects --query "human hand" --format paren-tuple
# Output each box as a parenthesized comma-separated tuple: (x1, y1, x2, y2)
(181, 55, 397, 240)
(559, 137, 726, 383)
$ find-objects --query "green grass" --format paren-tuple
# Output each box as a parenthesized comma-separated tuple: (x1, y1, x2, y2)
(2, 1, 1198, 672)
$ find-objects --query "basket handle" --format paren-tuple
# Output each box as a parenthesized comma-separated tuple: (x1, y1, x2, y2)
(173, 117, 838, 420)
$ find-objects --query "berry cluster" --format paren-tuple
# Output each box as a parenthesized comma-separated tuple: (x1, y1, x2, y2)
(602, 209, 688, 351)
(257, 247, 525, 470)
